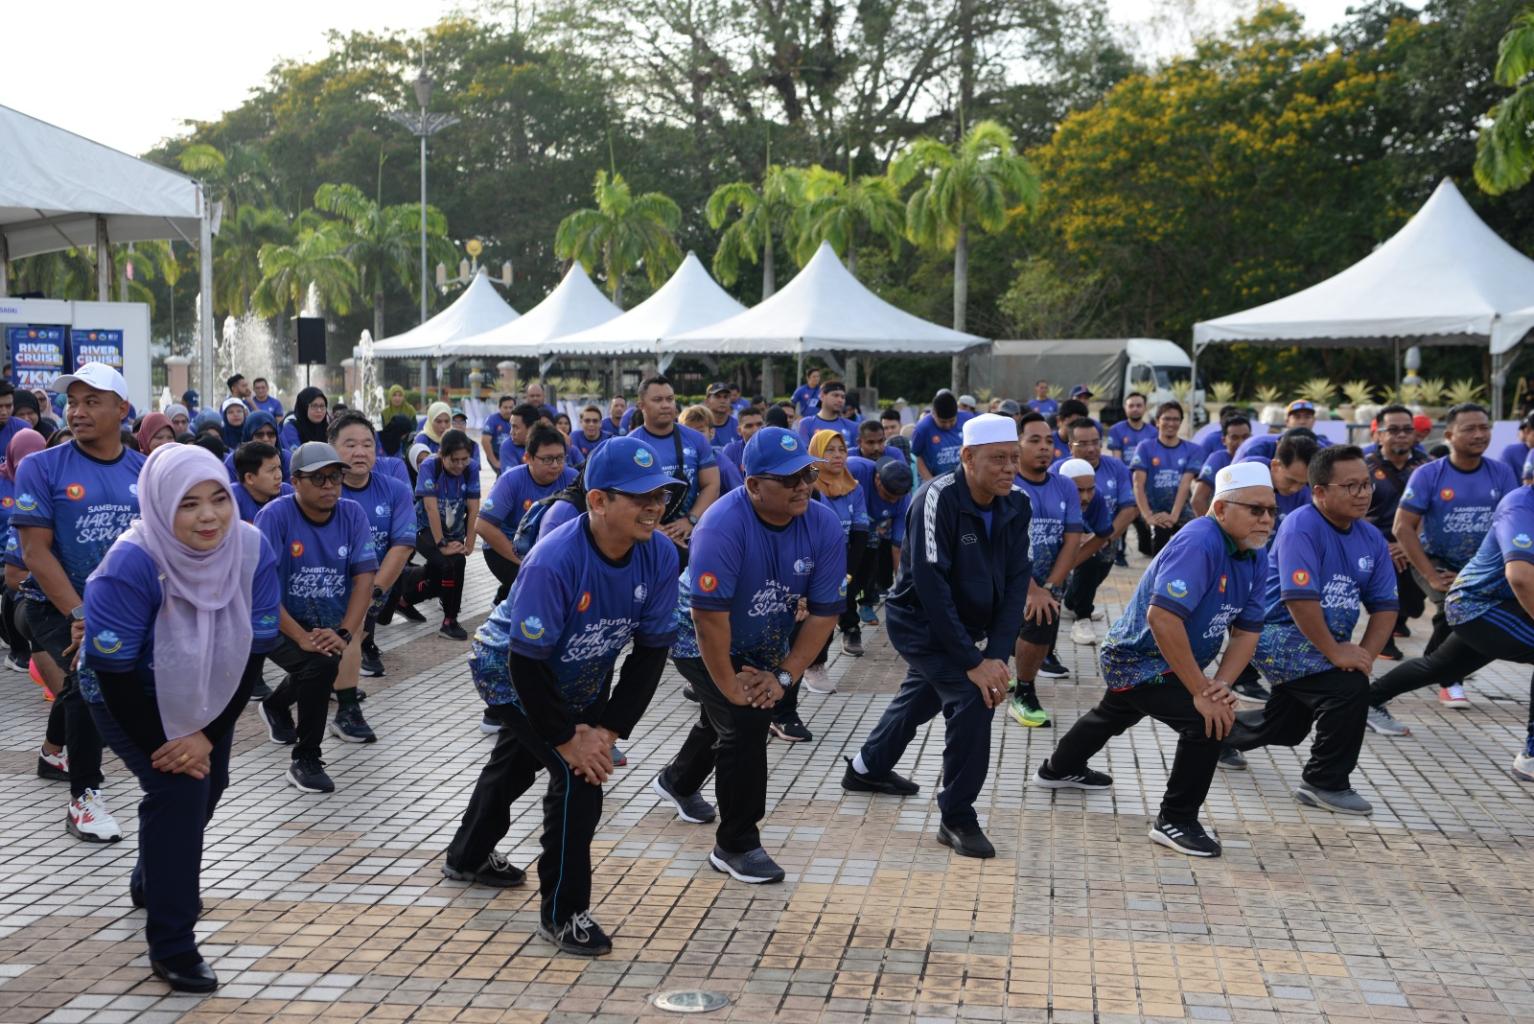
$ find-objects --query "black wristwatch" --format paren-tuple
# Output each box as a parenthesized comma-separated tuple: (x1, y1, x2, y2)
(69, 605, 85, 622)
(334, 628, 353, 644)
(686, 513, 700, 526)
(773, 668, 793, 690)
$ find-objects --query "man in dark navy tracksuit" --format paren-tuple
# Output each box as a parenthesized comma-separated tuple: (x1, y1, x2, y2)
(842, 413, 1033, 858)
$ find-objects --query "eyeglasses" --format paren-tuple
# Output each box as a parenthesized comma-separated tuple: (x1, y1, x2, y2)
(1326, 479, 1375, 497)
(252, 430, 277, 442)
(1070, 438, 1101, 447)
(299, 470, 343, 488)
(1380, 425, 1414, 435)
(531, 454, 565, 467)
(610, 488, 670, 508)
(1223, 499, 1278, 519)
(758, 466, 819, 488)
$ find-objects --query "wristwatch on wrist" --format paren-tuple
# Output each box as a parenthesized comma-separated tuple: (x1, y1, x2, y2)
(774, 668, 793, 690)
(334, 628, 353, 644)
(69, 605, 85, 622)
(686, 513, 699, 526)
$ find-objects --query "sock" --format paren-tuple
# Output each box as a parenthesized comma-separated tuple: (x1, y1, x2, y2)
(1015, 679, 1037, 700)
(851, 752, 869, 775)
(335, 687, 360, 707)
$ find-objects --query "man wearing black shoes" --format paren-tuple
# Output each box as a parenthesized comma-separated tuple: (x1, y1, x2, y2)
(842, 414, 1033, 859)
(442, 436, 680, 956)
(1037, 462, 1272, 857)
(254, 443, 376, 794)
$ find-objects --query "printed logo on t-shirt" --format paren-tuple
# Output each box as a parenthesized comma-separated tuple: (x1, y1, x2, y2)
(1151, 457, 1161, 466)
(337, 545, 349, 558)
(792, 558, 814, 574)
(1374, 469, 1386, 480)
(65, 483, 85, 501)
(1516, 533, 1533, 549)
(577, 591, 591, 612)
(634, 584, 648, 601)
(634, 447, 654, 468)
(1402, 487, 1414, 500)
(1440, 487, 1455, 501)
(838, 578, 848, 598)
(290, 541, 305, 558)
(698, 572, 719, 593)
(0, 497, 11, 509)
(519, 616, 546, 640)
(91, 629, 122, 655)
(1218, 575, 1227, 593)
(1291, 569, 1311, 586)
(1166, 579, 1188, 599)
(14, 493, 34, 512)
(1357, 555, 1374, 572)
(523, 499, 533, 511)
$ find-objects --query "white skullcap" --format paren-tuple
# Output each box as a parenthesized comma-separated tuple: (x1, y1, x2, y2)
(1213, 461, 1274, 498)
(962, 413, 1019, 447)
(1058, 458, 1096, 479)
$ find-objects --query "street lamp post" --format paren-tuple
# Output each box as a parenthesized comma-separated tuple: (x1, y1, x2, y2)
(387, 64, 458, 401)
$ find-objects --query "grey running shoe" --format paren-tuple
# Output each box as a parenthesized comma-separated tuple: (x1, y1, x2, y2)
(1294, 783, 1372, 816)
(1366, 705, 1410, 737)
(708, 845, 785, 883)
(1217, 746, 1247, 770)
(650, 773, 716, 823)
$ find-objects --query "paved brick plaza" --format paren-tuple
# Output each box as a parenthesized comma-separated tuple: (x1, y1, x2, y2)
(3, 552, 1534, 1024)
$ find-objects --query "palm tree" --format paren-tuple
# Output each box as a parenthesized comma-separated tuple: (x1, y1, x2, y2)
(891, 120, 1040, 333)
(1476, 8, 1534, 194)
(314, 182, 453, 340)
(178, 142, 275, 221)
(554, 170, 681, 308)
(706, 165, 809, 297)
(8, 249, 94, 300)
(794, 166, 905, 275)
(251, 223, 358, 320)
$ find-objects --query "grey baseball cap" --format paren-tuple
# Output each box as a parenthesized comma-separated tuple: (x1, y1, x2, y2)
(291, 442, 345, 475)
(997, 399, 1022, 416)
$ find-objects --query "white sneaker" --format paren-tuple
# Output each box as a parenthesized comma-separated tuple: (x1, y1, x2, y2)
(1089, 609, 1105, 622)
(1514, 752, 1534, 782)
(67, 788, 122, 843)
(802, 665, 835, 694)
(1439, 684, 1469, 708)
(1069, 619, 1096, 646)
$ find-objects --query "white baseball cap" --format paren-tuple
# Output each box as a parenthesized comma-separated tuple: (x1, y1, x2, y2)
(51, 362, 128, 400)
(961, 413, 1019, 447)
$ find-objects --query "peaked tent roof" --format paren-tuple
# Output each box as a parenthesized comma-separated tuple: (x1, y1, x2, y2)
(1194, 178, 1534, 355)
(371, 270, 519, 359)
(0, 104, 209, 259)
(449, 263, 621, 357)
(546, 252, 747, 356)
(663, 242, 985, 354)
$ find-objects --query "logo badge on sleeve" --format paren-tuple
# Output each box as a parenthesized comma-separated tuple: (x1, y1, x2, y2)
(91, 629, 122, 655)
(1515, 533, 1533, 549)
(523, 499, 533, 511)
(519, 616, 546, 640)
(14, 493, 35, 512)
(1291, 569, 1311, 586)
(1166, 579, 1188, 598)
(698, 572, 719, 593)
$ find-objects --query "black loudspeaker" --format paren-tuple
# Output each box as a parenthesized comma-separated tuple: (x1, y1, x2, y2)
(296, 317, 326, 364)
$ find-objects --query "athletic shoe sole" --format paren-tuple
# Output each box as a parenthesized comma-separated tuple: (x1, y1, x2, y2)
(1148, 826, 1219, 858)
(649, 776, 713, 823)
(286, 768, 334, 794)
(441, 863, 526, 888)
(536, 923, 611, 956)
(1033, 768, 1111, 791)
(1439, 699, 1470, 709)
(708, 850, 783, 884)
(768, 723, 811, 742)
(258, 704, 296, 745)
(1293, 787, 1371, 815)
(1008, 705, 1051, 728)
(478, 719, 502, 735)
(1036, 668, 1069, 679)
(66, 817, 122, 843)
(328, 721, 377, 744)
(1233, 691, 1269, 704)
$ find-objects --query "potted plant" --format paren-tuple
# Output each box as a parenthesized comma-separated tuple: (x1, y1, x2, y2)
(1444, 378, 1486, 408)
(1297, 377, 1336, 419)
(1254, 384, 1284, 427)
(1340, 380, 1374, 424)
(1206, 381, 1236, 426)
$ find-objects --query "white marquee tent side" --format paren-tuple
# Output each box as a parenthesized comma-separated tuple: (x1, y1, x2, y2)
(448, 263, 620, 359)
(546, 252, 746, 359)
(1193, 178, 1534, 415)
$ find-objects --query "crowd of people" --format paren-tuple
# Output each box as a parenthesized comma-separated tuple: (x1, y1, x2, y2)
(13, 362, 1534, 985)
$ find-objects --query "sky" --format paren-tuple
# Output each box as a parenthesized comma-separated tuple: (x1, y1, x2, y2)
(4, 0, 1379, 158)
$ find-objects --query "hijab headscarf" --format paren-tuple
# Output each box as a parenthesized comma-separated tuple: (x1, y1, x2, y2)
(242, 410, 278, 443)
(10, 389, 40, 423)
(290, 387, 329, 445)
(164, 402, 189, 425)
(219, 397, 247, 449)
(192, 409, 223, 437)
(422, 401, 453, 444)
(135, 412, 174, 456)
(809, 429, 857, 498)
(380, 414, 414, 456)
(387, 385, 417, 424)
(96, 444, 261, 739)
(0, 428, 45, 483)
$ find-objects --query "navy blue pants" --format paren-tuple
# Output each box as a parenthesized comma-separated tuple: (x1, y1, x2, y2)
(857, 652, 994, 828)
(89, 704, 232, 961)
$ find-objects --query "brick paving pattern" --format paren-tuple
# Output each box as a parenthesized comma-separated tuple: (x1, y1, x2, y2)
(3, 550, 1533, 1022)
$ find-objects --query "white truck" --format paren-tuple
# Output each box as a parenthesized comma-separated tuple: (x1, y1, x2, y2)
(979, 337, 1207, 423)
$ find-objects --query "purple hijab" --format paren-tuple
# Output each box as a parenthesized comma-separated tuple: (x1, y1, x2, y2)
(0, 428, 45, 483)
(109, 444, 261, 739)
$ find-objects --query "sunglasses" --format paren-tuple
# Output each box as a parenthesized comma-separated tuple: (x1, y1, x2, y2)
(758, 466, 819, 488)
(298, 469, 344, 488)
(1223, 499, 1278, 519)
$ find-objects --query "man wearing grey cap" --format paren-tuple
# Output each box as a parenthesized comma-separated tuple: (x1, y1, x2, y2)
(255, 442, 377, 794)
(843, 414, 1032, 859)
(704, 382, 740, 450)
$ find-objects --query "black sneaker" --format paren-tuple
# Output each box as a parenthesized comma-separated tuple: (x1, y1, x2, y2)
(1218, 746, 1247, 770)
(248, 680, 272, 702)
(259, 699, 297, 745)
(1037, 654, 1069, 678)
(35, 750, 68, 782)
(287, 757, 334, 794)
(650, 773, 716, 823)
(769, 714, 813, 743)
(681, 684, 699, 702)
(479, 713, 502, 735)
(396, 599, 426, 623)
(329, 704, 377, 744)
(937, 821, 996, 859)
(1033, 760, 1113, 791)
(441, 850, 526, 888)
(841, 628, 864, 657)
(1113, 551, 1129, 567)
(439, 618, 469, 641)
(359, 642, 385, 678)
(538, 909, 612, 956)
(1393, 622, 1410, 639)
(840, 755, 919, 796)
(708, 845, 785, 883)
(1377, 640, 1404, 662)
(1232, 677, 1270, 703)
(1149, 816, 1221, 857)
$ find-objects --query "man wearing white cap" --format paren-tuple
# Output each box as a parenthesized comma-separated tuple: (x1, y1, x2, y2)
(1033, 461, 1272, 857)
(1055, 458, 1119, 647)
(842, 413, 1031, 859)
(14, 363, 146, 842)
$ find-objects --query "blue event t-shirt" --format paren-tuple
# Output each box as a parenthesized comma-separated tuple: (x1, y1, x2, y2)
(223, 448, 290, 484)
(343, 472, 416, 560)
(1052, 455, 1134, 514)
(3, 525, 23, 570)
(1251, 503, 1397, 685)
(1028, 397, 1059, 418)
(674, 486, 847, 668)
(232, 481, 293, 523)
(1499, 441, 1529, 481)
(476, 515, 679, 710)
(718, 457, 745, 493)
(1099, 516, 1266, 690)
(848, 455, 909, 549)
(709, 415, 740, 450)
(1399, 456, 1520, 569)
(628, 423, 716, 517)
(1013, 470, 1084, 581)
(254, 495, 378, 629)
(1233, 432, 1332, 463)
(813, 484, 869, 539)
(1107, 418, 1157, 457)
(570, 430, 605, 463)
(797, 414, 859, 450)
(251, 395, 284, 419)
(1447, 486, 1534, 625)
(1082, 492, 1114, 536)
(482, 412, 513, 460)
(413, 455, 482, 540)
(791, 384, 821, 418)
(535, 495, 582, 546)
(911, 414, 963, 477)
(1129, 437, 1196, 513)
(480, 464, 578, 548)
(1197, 447, 1233, 485)
(11, 441, 146, 597)
(80, 531, 282, 702)
(497, 436, 525, 474)
(0, 476, 14, 538)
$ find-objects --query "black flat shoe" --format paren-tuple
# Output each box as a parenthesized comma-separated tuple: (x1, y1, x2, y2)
(937, 821, 996, 859)
(151, 957, 218, 993)
(840, 756, 919, 796)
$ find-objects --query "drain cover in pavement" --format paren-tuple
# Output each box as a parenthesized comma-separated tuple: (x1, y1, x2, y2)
(652, 989, 730, 1013)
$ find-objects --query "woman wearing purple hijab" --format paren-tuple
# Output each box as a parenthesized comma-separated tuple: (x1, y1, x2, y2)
(80, 444, 281, 993)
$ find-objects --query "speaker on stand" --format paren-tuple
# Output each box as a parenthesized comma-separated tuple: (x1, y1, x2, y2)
(296, 317, 325, 387)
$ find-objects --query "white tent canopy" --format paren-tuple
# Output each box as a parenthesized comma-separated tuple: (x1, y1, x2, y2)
(371, 269, 519, 359)
(662, 242, 985, 355)
(1193, 178, 1534, 413)
(449, 263, 620, 358)
(547, 252, 746, 357)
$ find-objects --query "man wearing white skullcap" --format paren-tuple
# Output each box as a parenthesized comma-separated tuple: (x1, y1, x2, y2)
(1032, 460, 1274, 858)
(843, 413, 1031, 859)
(1056, 459, 1119, 648)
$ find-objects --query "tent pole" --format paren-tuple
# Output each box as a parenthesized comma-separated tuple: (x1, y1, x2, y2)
(197, 204, 215, 405)
(0, 234, 8, 297)
(95, 216, 111, 302)
(419, 358, 428, 403)
(1393, 339, 1401, 391)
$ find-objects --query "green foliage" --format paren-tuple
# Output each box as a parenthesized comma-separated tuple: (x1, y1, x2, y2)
(252, 223, 359, 319)
(1477, 9, 1534, 193)
(705, 167, 810, 295)
(793, 167, 905, 273)
(554, 170, 681, 307)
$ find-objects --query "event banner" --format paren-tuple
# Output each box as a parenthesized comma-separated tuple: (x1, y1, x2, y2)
(70, 328, 124, 372)
(7, 325, 68, 390)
